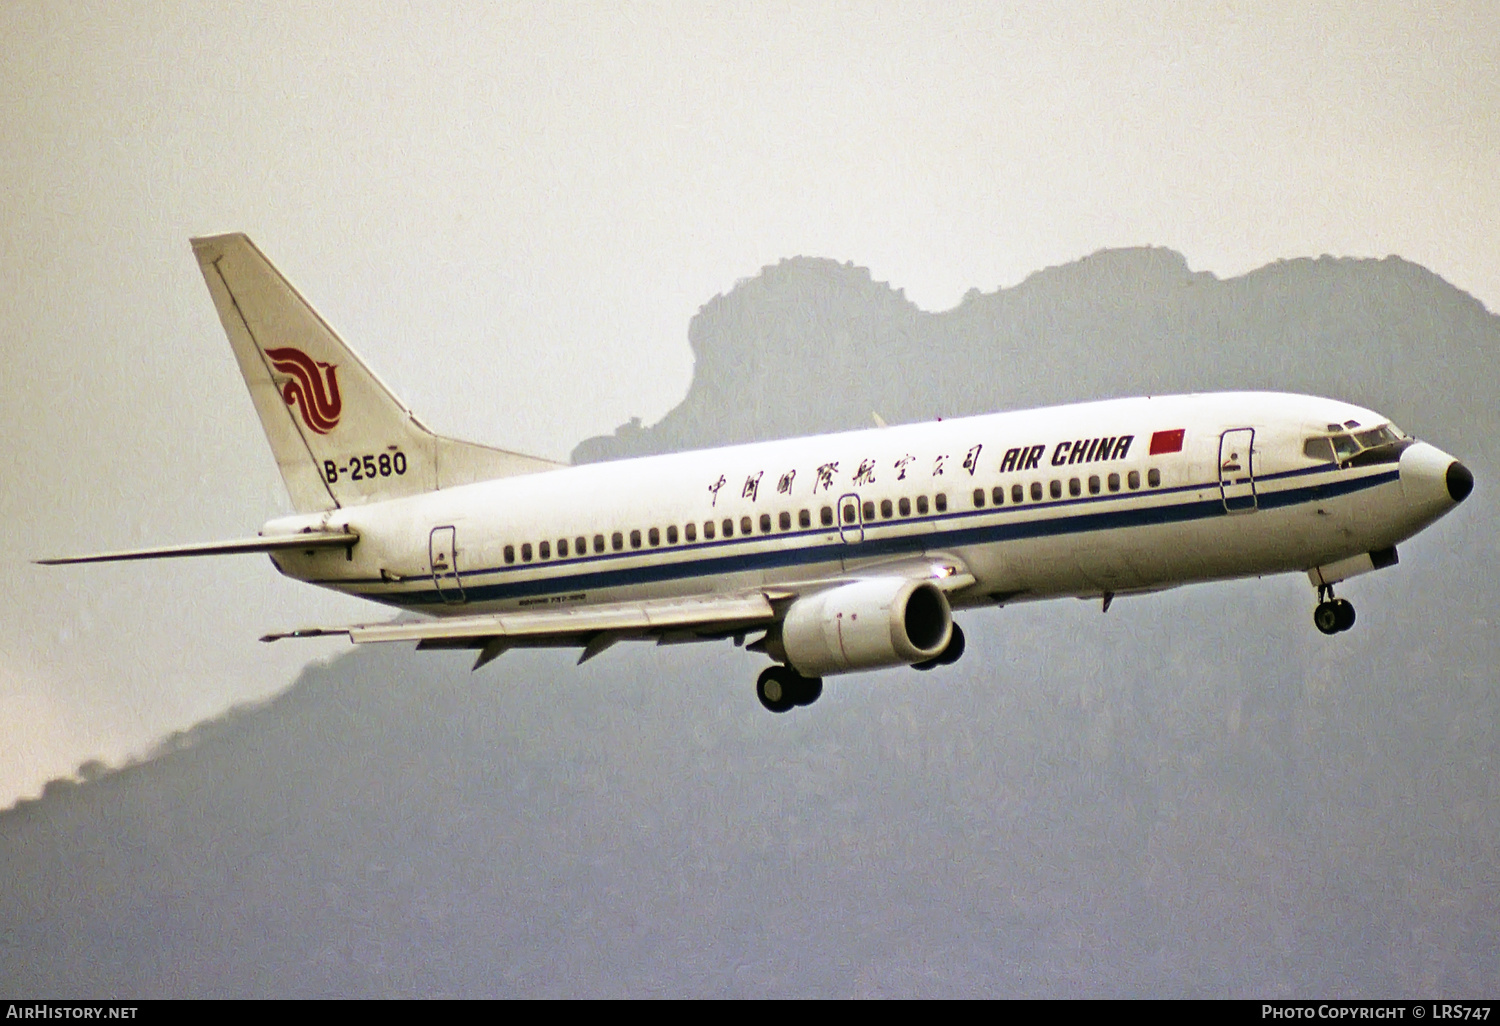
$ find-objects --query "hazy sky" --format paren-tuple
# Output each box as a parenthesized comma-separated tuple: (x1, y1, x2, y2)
(1, 1, 1496, 804)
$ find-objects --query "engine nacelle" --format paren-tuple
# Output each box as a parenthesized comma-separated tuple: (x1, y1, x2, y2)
(779, 577, 953, 676)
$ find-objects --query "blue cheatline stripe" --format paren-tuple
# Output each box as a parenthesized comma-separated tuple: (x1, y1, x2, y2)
(343, 466, 1399, 609)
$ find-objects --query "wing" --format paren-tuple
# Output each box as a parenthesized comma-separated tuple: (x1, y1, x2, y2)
(260, 555, 976, 671)
(263, 591, 782, 669)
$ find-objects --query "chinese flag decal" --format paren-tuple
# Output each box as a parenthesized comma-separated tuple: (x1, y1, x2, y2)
(1149, 429, 1185, 455)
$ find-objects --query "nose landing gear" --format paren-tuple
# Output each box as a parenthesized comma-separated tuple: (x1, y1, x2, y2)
(1313, 585, 1356, 635)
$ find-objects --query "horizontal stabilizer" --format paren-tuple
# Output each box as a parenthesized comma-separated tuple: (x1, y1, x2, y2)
(37, 531, 359, 565)
(261, 592, 777, 647)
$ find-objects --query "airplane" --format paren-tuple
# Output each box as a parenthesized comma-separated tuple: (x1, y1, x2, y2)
(39, 234, 1475, 713)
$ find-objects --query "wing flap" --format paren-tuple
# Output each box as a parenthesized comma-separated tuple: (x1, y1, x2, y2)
(262, 592, 777, 645)
(37, 531, 359, 565)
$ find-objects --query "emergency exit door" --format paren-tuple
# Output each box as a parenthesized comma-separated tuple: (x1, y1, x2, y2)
(837, 493, 865, 544)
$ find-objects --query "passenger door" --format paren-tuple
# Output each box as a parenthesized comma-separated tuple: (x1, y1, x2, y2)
(1218, 428, 1258, 513)
(429, 525, 465, 603)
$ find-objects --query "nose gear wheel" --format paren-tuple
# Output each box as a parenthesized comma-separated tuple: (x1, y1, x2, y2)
(1314, 596, 1356, 635)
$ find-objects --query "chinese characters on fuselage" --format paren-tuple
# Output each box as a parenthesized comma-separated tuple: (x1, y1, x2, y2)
(710, 433, 1138, 508)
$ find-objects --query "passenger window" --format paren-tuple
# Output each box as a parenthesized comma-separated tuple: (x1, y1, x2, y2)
(703, 520, 716, 540)
(576, 536, 587, 555)
(522, 542, 533, 562)
(557, 538, 568, 557)
(1107, 473, 1120, 493)
(667, 525, 678, 544)
(610, 532, 623, 551)
(1030, 482, 1043, 501)
(741, 515, 753, 535)
(685, 522, 697, 542)
(1088, 475, 1100, 495)
(934, 493, 948, 512)
(973, 488, 985, 508)
(1068, 478, 1081, 497)
(992, 486, 1004, 506)
(539, 540, 550, 560)
(630, 530, 642, 549)
(722, 518, 734, 538)
(1050, 480, 1062, 500)
(820, 506, 834, 526)
(594, 534, 606, 553)
(1148, 468, 1161, 487)
(504, 544, 515, 564)
(917, 495, 929, 514)
(1303, 437, 1336, 463)
(880, 499, 893, 518)
(798, 509, 811, 529)
(759, 513, 771, 533)
(1128, 470, 1141, 490)
(779, 511, 792, 530)
(648, 527, 660, 546)
(843, 502, 857, 524)
(1012, 484, 1024, 503)
(898, 497, 911, 516)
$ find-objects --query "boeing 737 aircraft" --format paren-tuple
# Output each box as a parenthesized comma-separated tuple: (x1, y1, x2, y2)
(41, 235, 1475, 712)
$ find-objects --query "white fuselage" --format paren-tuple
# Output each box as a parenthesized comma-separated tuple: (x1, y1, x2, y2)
(261, 392, 1462, 620)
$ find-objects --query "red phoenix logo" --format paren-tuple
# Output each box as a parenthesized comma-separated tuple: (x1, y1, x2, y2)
(266, 347, 342, 434)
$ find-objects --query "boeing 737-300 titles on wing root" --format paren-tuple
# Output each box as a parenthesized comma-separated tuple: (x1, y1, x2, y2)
(39, 235, 1475, 713)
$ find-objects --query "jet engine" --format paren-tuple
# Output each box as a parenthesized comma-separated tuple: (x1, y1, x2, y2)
(775, 577, 953, 676)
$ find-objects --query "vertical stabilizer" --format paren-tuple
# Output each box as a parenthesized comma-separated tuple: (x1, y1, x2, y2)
(190, 233, 560, 512)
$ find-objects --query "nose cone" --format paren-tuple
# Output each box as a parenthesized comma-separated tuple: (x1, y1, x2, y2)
(1400, 442, 1472, 524)
(1447, 460, 1474, 503)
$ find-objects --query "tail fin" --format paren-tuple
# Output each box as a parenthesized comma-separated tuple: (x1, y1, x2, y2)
(191, 233, 561, 512)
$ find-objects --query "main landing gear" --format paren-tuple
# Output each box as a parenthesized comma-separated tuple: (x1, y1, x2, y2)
(1313, 585, 1356, 635)
(754, 623, 968, 713)
(756, 665, 824, 714)
(913, 622, 966, 671)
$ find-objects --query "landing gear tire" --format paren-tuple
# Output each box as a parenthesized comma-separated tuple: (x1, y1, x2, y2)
(757, 666, 796, 713)
(914, 622, 966, 670)
(1314, 602, 1340, 635)
(1332, 598, 1355, 632)
(756, 666, 822, 712)
(937, 623, 966, 665)
(1314, 598, 1356, 635)
(794, 675, 823, 706)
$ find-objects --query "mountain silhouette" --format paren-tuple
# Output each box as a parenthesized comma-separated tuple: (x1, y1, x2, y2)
(573, 249, 1494, 463)
(4, 248, 1495, 997)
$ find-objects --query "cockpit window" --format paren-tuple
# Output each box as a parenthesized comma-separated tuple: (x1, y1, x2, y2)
(1307, 423, 1402, 464)
(1303, 437, 1336, 463)
(1355, 425, 1400, 449)
(1331, 434, 1361, 461)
